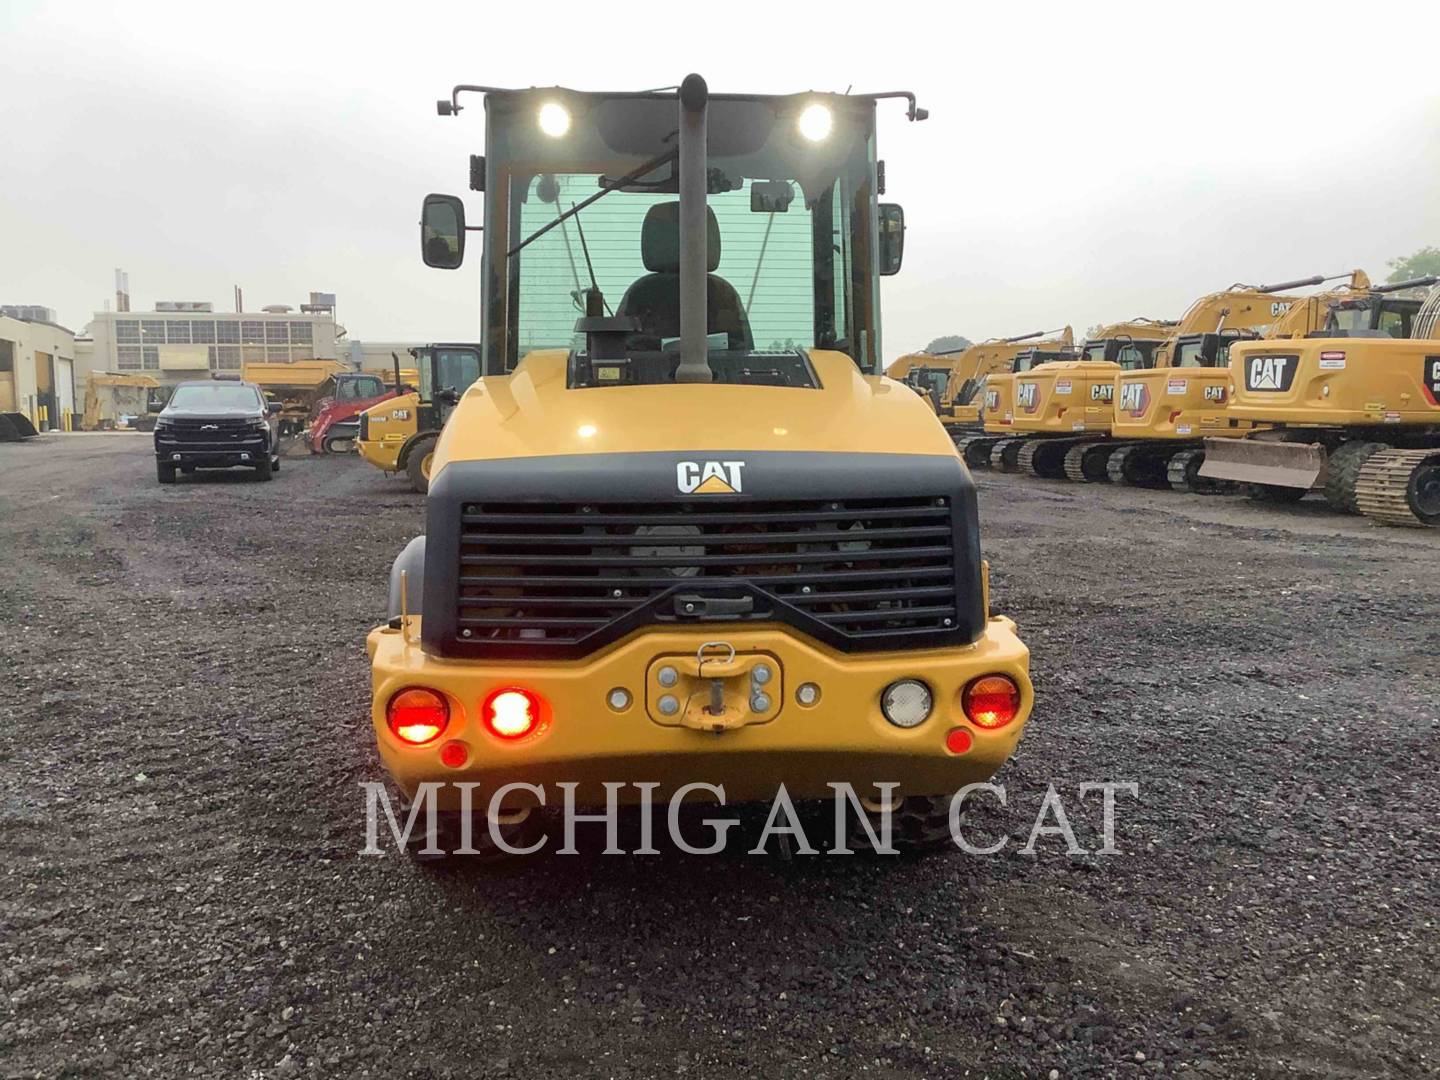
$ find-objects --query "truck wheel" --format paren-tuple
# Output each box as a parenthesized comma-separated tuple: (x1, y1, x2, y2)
(157, 461, 177, 484)
(846, 795, 954, 856)
(1322, 441, 1384, 514)
(406, 437, 438, 494)
(252, 459, 273, 482)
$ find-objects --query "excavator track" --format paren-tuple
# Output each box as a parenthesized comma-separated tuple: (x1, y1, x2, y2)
(1166, 448, 1226, 495)
(1021, 437, 1102, 480)
(990, 437, 1027, 472)
(1064, 441, 1113, 483)
(955, 434, 1000, 469)
(1355, 448, 1440, 528)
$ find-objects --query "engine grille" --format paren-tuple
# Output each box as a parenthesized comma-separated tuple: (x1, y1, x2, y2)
(452, 496, 960, 653)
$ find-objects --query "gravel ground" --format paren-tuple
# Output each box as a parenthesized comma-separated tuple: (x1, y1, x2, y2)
(1, 433, 1437, 1079)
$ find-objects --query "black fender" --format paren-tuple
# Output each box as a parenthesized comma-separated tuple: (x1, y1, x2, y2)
(396, 430, 439, 470)
(386, 536, 426, 621)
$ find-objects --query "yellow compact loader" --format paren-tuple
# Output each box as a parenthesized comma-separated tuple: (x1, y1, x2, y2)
(1062, 276, 1327, 488)
(963, 319, 1173, 472)
(366, 76, 1034, 856)
(1199, 275, 1440, 525)
(357, 344, 482, 492)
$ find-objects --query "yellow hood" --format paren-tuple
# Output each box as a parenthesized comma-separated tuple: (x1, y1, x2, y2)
(435, 349, 956, 464)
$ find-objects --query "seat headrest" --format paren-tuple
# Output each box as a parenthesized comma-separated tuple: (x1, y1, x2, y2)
(641, 202, 721, 273)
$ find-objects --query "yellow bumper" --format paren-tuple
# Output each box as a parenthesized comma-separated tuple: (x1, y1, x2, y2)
(366, 618, 1032, 806)
(357, 434, 405, 472)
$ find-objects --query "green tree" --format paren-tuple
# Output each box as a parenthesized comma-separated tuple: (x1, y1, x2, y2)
(1385, 245, 1440, 283)
(923, 334, 972, 355)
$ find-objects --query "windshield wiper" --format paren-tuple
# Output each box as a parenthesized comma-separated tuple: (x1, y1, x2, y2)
(507, 144, 679, 259)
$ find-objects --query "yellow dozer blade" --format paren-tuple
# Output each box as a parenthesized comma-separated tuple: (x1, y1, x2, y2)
(1199, 437, 1325, 490)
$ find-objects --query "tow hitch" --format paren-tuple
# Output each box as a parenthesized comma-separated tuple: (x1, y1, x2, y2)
(646, 641, 783, 732)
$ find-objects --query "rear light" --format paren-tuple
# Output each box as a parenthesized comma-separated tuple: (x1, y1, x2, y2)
(962, 674, 1021, 729)
(880, 679, 933, 728)
(945, 728, 973, 754)
(387, 687, 449, 745)
(483, 687, 541, 739)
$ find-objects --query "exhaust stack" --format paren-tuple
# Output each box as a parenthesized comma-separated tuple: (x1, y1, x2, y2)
(675, 73, 713, 384)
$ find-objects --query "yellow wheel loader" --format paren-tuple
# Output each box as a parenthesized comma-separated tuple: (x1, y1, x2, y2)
(1198, 275, 1440, 524)
(365, 75, 1033, 857)
(357, 344, 481, 492)
(961, 319, 1174, 473)
(1063, 276, 1328, 488)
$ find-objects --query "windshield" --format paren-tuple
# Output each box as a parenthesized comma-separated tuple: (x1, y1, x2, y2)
(912, 368, 949, 395)
(420, 347, 482, 400)
(1329, 300, 1416, 338)
(483, 92, 880, 375)
(167, 384, 260, 410)
(1115, 341, 1160, 371)
(1082, 343, 1107, 362)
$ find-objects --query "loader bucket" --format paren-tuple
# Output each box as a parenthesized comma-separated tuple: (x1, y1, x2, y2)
(0, 413, 40, 441)
(1199, 437, 1323, 491)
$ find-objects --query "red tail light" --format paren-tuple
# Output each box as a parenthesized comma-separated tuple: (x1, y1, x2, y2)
(962, 674, 1021, 729)
(387, 687, 449, 745)
(483, 687, 541, 740)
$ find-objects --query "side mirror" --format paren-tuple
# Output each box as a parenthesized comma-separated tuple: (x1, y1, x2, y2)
(421, 194, 466, 269)
(750, 180, 793, 213)
(878, 203, 905, 276)
(268, 401, 283, 415)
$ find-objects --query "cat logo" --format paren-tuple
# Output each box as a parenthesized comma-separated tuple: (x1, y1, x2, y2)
(1016, 383, 1039, 412)
(1424, 356, 1440, 403)
(1203, 385, 1228, 403)
(984, 389, 1000, 411)
(1270, 301, 1293, 317)
(676, 460, 745, 495)
(390, 409, 410, 421)
(1118, 382, 1149, 416)
(1245, 354, 1297, 392)
(1090, 383, 1115, 403)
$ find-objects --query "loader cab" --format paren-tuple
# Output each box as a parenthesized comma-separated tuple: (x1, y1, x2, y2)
(425, 87, 909, 384)
(415, 343, 482, 426)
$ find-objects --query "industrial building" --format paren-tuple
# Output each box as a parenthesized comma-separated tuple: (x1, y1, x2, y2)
(0, 309, 78, 431)
(83, 300, 341, 386)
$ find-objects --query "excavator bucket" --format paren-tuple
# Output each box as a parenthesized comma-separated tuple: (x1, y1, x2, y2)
(0, 413, 40, 441)
(1199, 437, 1324, 490)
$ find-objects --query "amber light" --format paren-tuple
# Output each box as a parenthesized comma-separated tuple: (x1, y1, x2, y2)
(962, 675, 1021, 730)
(387, 687, 449, 745)
(484, 687, 542, 740)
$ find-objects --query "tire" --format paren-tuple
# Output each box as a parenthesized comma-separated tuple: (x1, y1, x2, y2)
(1322, 441, 1384, 514)
(252, 459, 273, 482)
(271, 454, 281, 473)
(845, 795, 955, 856)
(157, 461, 176, 484)
(406, 436, 438, 494)
(180, 466, 196, 475)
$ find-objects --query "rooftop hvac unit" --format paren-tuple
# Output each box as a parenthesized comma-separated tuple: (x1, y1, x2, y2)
(262, 304, 293, 314)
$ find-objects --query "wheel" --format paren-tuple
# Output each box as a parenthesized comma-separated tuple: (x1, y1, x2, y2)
(324, 436, 355, 454)
(1241, 483, 1306, 503)
(406, 437, 438, 494)
(1322, 441, 1385, 514)
(252, 458, 273, 482)
(845, 795, 954, 856)
(180, 466, 196, 475)
(157, 461, 176, 484)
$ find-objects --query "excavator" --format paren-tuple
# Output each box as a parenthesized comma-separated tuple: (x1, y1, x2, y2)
(1055, 276, 1329, 487)
(364, 75, 1034, 857)
(940, 328, 1074, 433)
(954, 339, 1082, 467)
(1198, 275, 1440, 525)
(960, 319, 1173, 472)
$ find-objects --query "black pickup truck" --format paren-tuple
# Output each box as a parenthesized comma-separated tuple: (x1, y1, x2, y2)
(152, 380, 281, 484)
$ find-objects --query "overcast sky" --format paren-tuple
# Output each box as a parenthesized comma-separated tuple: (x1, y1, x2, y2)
(3, 1, 1438, 358)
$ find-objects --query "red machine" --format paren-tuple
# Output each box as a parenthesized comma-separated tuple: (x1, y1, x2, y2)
(307, 373, 399, 454)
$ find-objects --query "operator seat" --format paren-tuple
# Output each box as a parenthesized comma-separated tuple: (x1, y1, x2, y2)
(616, 202, 754, 351)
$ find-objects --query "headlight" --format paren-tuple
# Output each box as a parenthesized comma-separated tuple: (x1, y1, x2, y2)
(797, 103, 833, 142)
(249, 416, 270, 430)
(880, 679, 933, 728)
(153, 417, 172, 430)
